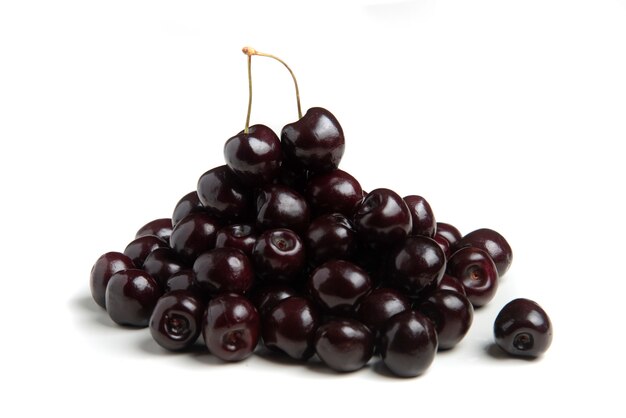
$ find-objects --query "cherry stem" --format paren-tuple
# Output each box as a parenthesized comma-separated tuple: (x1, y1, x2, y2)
(244, 54, 252, 134)
(242, 46, 302, 119)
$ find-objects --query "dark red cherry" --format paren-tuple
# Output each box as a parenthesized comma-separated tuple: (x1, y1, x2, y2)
(457, 228, 513, 277)
(379, 310, 438, 377)
(305, 213, 357, 265)
(124, 235, 168, 268)
(354, 188, 412, 250)
(172, 191, 204, 227)
(215, 224, 257, 256)
(105, 269, 162, 327)
(135, 218, 173, 244)
(255, 184, 309, 234)
(388, 236, 446, 298)
(433, 234, 452, 258)
(314, 319, 374, 372)
(356, 288, 411, 334)
(170, 212, 219, 264)
(149, 290, 204, 351)
(197, 165, 252, 221)
(281, 107, 345, 173)
(203, 293, 260, 362)
(437, 274, 466, 296)
(90, 252, 134, 309)
(403, 195, 436, 237)
(252, 284, 298, 317)
(494, 298, 552, 357)
(308, 260, 372, 314)
(435, 222, 462, 249)
(447, 247, 498, 307)
(224, 124, 281, 187)
(165, 269, 200, 296)
(306, 169, 362, 217)
(251, 229, 305, 283)
(142, 247, 184, 287)
(193, 247, 254, 295)
(262, 296, 319, 360)
(417, 290, 473, 350)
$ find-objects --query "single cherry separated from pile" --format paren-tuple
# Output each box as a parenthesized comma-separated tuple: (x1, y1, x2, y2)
(88, 46, 552, 377)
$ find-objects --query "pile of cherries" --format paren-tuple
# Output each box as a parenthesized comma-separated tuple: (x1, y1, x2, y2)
(89, 48, 552, 377)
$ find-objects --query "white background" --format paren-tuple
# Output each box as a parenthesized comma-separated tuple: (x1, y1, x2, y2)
(1, 0, 625, 416)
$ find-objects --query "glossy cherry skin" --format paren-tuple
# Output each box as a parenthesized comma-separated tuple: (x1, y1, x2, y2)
(388, 236, 446, 298)
(252, 229, 305, 282)
(172, 191, 204, 227)
(314, 319, 374, 372)
(433, 234, 452, 258)
(90, 252, 135, 309)
(193, 248, 254, 295)
(437, 274, 466, 296)
(306, 169, 362, 217)
(494, 298, 552, 357)
(143, 247, 184, 287)
(224, 124, 281, 187)
(305, 213, 357, 266)
(308, 260, 372, 314)
(379, 310, 438, 377)
(197, 165, 252, 222)
(214, 224, 257, 256)
(165, 269, 200, 296)
(149, 290, 204, 351)
(457, 228, 513, 277)
(203, 294, 260, 362)
(255, 184, 310, 234)
(124, 235, 169, 268)
(417, 290, 473, 350)
(252, 285, 298, 317)
(447, 247, 499, 307)
(403, 195, 436, 237)
(262, 296, 320, 360)
(105, 269, 162, 327)
(354, 188, 412, 250)
(170, 212, 219, 264)
(435, 222, 462, 249)
(356, 288, 411, 334)
(281, 107, 345, 173)
(135, 218, 173, 244)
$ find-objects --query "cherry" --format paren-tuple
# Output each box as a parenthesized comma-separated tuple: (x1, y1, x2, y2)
(437, 274, 466, 296)
(354, 188, 412, 250)
(165, 269, 200, 296)
(435, 222, 462, 249)
(105, 269, 162, 327)
(262, 296, 319, 360)
(172, 191, 204, 227)
(255, 184, 310, 234)
(494, 298, 552, 357)
(403, 195, 436, 237)
(379, 310, 438, 377)
(308, 260, 372, 315)
(142, 247, 184, 287)
(457, 228, 513, 277)
(306, 169, 362, 217)
(355, 288, 411, 334)
(251, 228, 305, 283)
(224, 124, 281, 187)
(305, 213, 357, 266)
(314, 318, 374, 372)
(215, 224, 257, 256)
(417, 290, 473, 350)
(197, 165, 252, 222)
(90, 252, 135, 309)
(149, 290, 204, 351)
(135, 218, 173, 244)
(193, 247, 254, 295)
(170, 212, 219, 264)
(276, 158, 309, 194)
(433, 234, 452, 258)
(252, 285, 298, 317)
(447, 247, 498, 307)
(203, 293, 260, 362)
(388, 236, 446, 298)
(123, 235, 168, 268)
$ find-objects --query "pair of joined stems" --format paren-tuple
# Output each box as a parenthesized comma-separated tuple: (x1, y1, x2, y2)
(242, 46, 302, 134)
